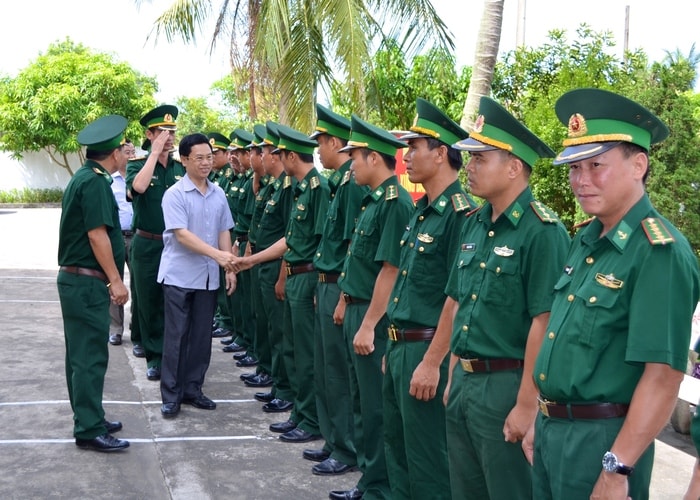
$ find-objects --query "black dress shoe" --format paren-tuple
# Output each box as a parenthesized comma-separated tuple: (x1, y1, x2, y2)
(313, 457, 358, 476)
(269, 418, 296, 433)
(244, 373, 273, 387)
(303, 448, 331, 462)
(182, 394, 216, 410)
(223, 342, 246, 353)
(329, 488, 363, 500)
(240, 371, 257, 381)
(108, 334, 122, 346)
(161, 402, 180, 418)
(280, 427, 322, 443)
(262, 398, 293, 413)
(75, 433, 129, 452)
(236, 355, 258, 367)
(220, 337, 235, 345)
(254, 391, 274, 403)
(233, 350, 249, 360)
(103, 419, 122, 433)
(146, 367, 161, 381)
(212, 327, 232, 338)
(132, 344, 145, 358)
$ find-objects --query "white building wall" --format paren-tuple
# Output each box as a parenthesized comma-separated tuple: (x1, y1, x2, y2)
(0, 150, 77, 191)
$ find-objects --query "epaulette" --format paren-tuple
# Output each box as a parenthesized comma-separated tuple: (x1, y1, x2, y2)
(341, 170, 352, 186)
(530, 201, 560, 224)
(573, 217, 594, 230)
(310, 175, 320, 189)
(466, 206, 481, 217)
(451, 193, 471, 213)
(385, 184, 398, 201)
(641, 218, 675, 245)
(283, 176, 292, 189)
(92, 167, 112, 183)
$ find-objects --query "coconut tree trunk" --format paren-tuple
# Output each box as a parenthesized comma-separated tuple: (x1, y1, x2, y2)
(461, 0, 504, 130)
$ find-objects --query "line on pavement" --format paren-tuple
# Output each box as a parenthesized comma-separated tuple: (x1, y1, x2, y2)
(0, 435, 266, 445)
(0, 399, 257, 406)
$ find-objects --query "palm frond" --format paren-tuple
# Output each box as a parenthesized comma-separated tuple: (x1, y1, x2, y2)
(147, 0, 213, 45)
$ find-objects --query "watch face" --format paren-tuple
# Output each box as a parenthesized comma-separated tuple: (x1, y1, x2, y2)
(602, 451, 618, 472)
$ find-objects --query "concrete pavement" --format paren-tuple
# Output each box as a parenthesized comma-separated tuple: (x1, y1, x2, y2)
(0, 207, 696, 499)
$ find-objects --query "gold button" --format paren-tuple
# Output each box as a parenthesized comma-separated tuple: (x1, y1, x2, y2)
(402, 270, 407, 276)
(340, 272, 345, 277)
(409, 242, 415, 248)
(360, 230, 364, 235)
(488, 230, 495, 237)
(393, 297, 398, 303)
(296, 215, 301, 220)
(479, 262, 486, 269)
(496, 266, 501, 273)
(287, 231, 291, 235)
(462, 325, 468, 331)
(361, 206, 366, 211)
(419, 215, 425, 221)
(586, 256, 594, 264)
(418, 246, 424, 252)
(471, 294, 477, 300)
(347, 251, 351, 255)
(400, 240, 405, 246)
(539, 373, 546, 381)
(316, 252, 321, 257)
(548, 332, 555, 339)
(589, 296, 597, 303)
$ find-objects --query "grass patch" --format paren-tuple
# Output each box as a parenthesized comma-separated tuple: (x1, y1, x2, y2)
(0, 188, 63, 203)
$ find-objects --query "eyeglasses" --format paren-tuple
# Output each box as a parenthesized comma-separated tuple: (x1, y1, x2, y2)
(183, 154, 214, 163)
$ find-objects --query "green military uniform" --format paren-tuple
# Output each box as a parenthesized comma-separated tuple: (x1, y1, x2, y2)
(126, 106, 184, 373)
(57, 115, 127, 440)
(312, 105, 366, 466)
(384, 98, 476, 500)
(338, 115, 414, 500)
(533, 89, 700, 500)
(256, 122, 297, 405)
(445, 97, 571, 500)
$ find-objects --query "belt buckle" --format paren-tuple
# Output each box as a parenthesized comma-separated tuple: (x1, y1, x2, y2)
(538, 397, 551, 417)
(460, 358, 474, 373)
(388, 326, 398, 341)
(319, 273, 326, 283)
(286, 265, 293, 276)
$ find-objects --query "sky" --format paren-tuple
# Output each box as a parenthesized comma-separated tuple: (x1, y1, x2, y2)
(1, 0, 698, 104)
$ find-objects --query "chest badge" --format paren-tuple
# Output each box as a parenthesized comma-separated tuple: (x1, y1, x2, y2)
(417, 233, 433, 244)
(595, 273, 624, 289)
(494, 245, 514, 257)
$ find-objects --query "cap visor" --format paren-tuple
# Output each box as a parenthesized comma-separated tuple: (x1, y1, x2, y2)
(157, 125, 177, 131)
(553, 142, 621, 165)
(309, 130, 324, 140)
(452, 137, 499, 152)
(399, 131, 431, 141)
(338, 144, 362, 153)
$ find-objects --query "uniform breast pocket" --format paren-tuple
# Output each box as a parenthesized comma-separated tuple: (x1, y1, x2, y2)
(574, 282, 621, 350)
(412, 239, 442, 284)
(482, 257, 519, 308)
(353, 223, 379, 257)
(456, 251, 476, 292)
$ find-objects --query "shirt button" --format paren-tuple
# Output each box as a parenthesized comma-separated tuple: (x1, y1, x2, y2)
(409, 242, 415, 248)
(316, 252, 321, 257)
(479, 262, 486, 269)
(393, 297, 398, 303)
(402, 270, 407, 276)
(488, 230, 495, 237)
(539, 373, 546, 381)
(471, 294, 477, 300)
(496, 266, 501, 274)
(589, 296, 597, 303)
(340, 272, 345, 277)
(400, 240, 405, 246)
(360, 230, 364, 235)
(586, 256, 594, 264)
(567, 294, 574, 302)
(361, 206, 366, 211)
(418, 246, 424, 252)
(548, 332, 555, 339)
(296, 215, 301, 220)
(287, 231, 291, 235)
(418, 215, 425, 221)
(462, 325, 468, 331)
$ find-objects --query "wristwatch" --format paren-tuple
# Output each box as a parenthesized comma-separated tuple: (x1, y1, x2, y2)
(602, 451, 634, 475)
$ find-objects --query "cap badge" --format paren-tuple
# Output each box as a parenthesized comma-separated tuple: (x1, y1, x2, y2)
(473, 115, 485, 133)
(567, 113, 588, 138)
(164, 113, 174, 124)
(209, 138, 216, 146)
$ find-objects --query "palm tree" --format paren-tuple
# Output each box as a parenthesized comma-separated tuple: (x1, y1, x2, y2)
(137, 0, 453, 132)
(460, 0, 505, 129)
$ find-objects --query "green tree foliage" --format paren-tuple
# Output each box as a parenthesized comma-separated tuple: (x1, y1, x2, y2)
(174, 96, 238, 137)
(0, 39, 157, 175)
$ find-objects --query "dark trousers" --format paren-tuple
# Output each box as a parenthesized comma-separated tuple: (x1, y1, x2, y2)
(109, 233, 140, 343)
(160, 284, 217, 403)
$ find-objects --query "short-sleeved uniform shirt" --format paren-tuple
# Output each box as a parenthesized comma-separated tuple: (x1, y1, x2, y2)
(387, 181, 476, 329)
(58, 160, 124, 272)
(256, 171, 296, 251)
(338, 176, 414, 300)
(535, 194, 700, 404)
(126, 154, 185, 233)
(157, 173, 234, 290)
(284, 168, 329, 265)
(447, 187, 570, 359)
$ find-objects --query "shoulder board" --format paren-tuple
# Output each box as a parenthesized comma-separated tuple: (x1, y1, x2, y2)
(341, 170, 352, 185)
(573, 217, 594, 230)
(283, 176, 292, 189)
(310, 175, 320, 189)
(385, 184, 398, 201)
(641, 218, 675, 245)
(451, 193, 471, 213)
(530, 201, 560, 224)
(466, 206, 481, 217)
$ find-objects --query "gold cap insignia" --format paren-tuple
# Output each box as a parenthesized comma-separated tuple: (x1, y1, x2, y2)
(164, 113, 174, 124)
(494, 245, 515, 257)
(567, 113, 587, 138)
(209, 138, 216, 146)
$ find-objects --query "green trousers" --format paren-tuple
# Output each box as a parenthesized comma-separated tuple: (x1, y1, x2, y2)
(215, 267, 235, 333)
(315, 282, 356, 464)
(446, 365, 531, 500)
(231, 241, 254, 348)
(384, 340, 451, 499)
(533, 412, 654, 499)
(57, 271, 110, 439)
(344, 304, 391, 500)
(259, 260, 293, 402)
(283, 271, 320, 434)
(250, 251, 272, 376)
(130, 234, 165, 369)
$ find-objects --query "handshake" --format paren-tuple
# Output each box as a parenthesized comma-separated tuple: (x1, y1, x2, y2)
(220, 253, 255, 274)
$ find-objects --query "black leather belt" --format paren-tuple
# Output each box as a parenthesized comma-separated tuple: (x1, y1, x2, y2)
(135, 229, 163, 240)
(538, 397, 630, 419)
(285, 262, 315, 276)
(121, 230, 133, 237)
(343, 293, 369, 305)
(59, 266, 109, 284)
(459, 358, 524, 373)
(388, 325, 435, 341)
(318, 272, 340, 284)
